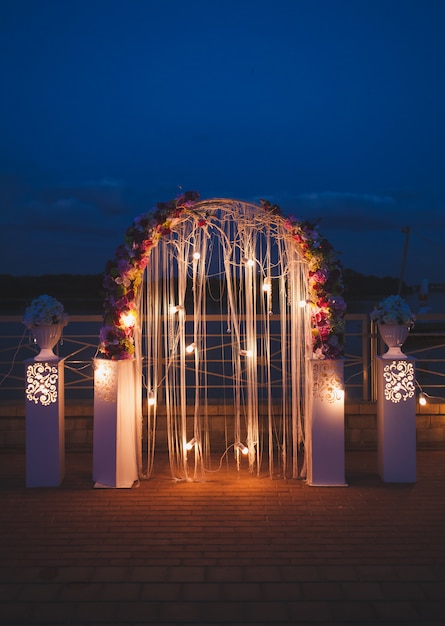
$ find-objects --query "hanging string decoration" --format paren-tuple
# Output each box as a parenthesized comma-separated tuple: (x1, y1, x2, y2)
(97, 192, 346, 480)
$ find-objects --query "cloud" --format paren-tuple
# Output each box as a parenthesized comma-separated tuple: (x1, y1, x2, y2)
(299, 191, 396, 206)
(250, 189, 445, 234)
(293, 191, 398, 230)
(1, 175, 144, 239)
(0, 173, 193, 275)
(0, 174, 141, 275)
(39, 178, 134, 217)
(249, 190, 399, 230)
(23, 198, 119, 238)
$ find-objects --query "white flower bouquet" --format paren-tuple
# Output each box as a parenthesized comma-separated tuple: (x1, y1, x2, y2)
(370, 295, 415, 327)
(23, 294, 68, 328)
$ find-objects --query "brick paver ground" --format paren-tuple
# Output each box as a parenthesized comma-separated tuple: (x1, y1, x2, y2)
(0, 450, 444, 625)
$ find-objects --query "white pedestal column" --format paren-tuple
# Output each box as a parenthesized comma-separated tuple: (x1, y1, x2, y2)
(377, 356, 416, 483)
(25, 358, 65, 487)
(93, 358, 139, 488)
(308, 359, 346, 487)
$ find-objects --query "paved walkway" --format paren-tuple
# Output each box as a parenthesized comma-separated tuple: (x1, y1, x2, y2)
(0, 450, 444, 625)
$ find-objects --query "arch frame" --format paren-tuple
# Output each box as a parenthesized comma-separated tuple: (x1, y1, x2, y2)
(98, 192, 346, 361)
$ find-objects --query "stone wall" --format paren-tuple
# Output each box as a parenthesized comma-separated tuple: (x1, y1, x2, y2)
(1, 400, 444, 451)
(345, 401, 445, 450)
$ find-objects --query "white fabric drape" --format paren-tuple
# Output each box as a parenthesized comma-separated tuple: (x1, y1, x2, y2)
(136, 200, 311, 480)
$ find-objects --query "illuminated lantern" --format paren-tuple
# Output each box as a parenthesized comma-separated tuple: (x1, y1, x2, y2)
(25, 358, 65, 487)
(120, 310, 137, 329)
(377, 356, 416, 482)
(307, 360, 346, 486)
(93, 358, 139, 488)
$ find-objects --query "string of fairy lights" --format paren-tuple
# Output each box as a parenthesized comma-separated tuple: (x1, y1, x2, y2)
(136, 200, 312, 481)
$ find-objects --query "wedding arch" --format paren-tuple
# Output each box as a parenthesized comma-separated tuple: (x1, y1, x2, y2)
(94, 192, 346, 484)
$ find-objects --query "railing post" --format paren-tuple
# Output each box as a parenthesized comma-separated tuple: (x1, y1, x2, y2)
(370, 319, 379, 402)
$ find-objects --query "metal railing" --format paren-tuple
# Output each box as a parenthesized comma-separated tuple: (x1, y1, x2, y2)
(371, 314, 445, 402)
(1, 313, 444, 402)
(0, 315, 103, 401)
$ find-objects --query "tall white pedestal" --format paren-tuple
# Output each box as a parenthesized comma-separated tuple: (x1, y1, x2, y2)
(93, 359, 139, 488)
(308, 359, 346, 487)
(25, 358, 65, 487)
(377, 357, 416, 482)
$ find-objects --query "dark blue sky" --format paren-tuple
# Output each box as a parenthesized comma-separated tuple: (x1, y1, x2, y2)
(1, 0, 444, 284)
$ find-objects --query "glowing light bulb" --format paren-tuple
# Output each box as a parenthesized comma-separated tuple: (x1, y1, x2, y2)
(148, 390, 156, 406)
(419, 392, 427, 406)
(186, 342, 196, 354)
(185, 437, 198, 451)
(335, 388, 345, 402)
(246, 258, 255, 267)
(169, 304, 183, 315)
(235, 442, 249, 455)
(94, 359, 115, 390)
(120, 310, 136, 329)
(262, 280, 271, 293)
(240, 349, 253, 357)
(193, 252, 201, 260)
(299, 299, 308, 308)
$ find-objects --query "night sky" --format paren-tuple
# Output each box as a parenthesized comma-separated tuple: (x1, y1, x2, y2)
(1, 0, 445, 284)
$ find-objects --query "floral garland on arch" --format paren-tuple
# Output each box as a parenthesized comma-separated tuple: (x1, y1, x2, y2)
(98, 192, 346, 360)
(280, 210, 346, 360)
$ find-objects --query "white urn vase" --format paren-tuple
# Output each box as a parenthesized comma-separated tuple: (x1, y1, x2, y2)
(378, 324, 410, 359)
(32, 324, 64, 361)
